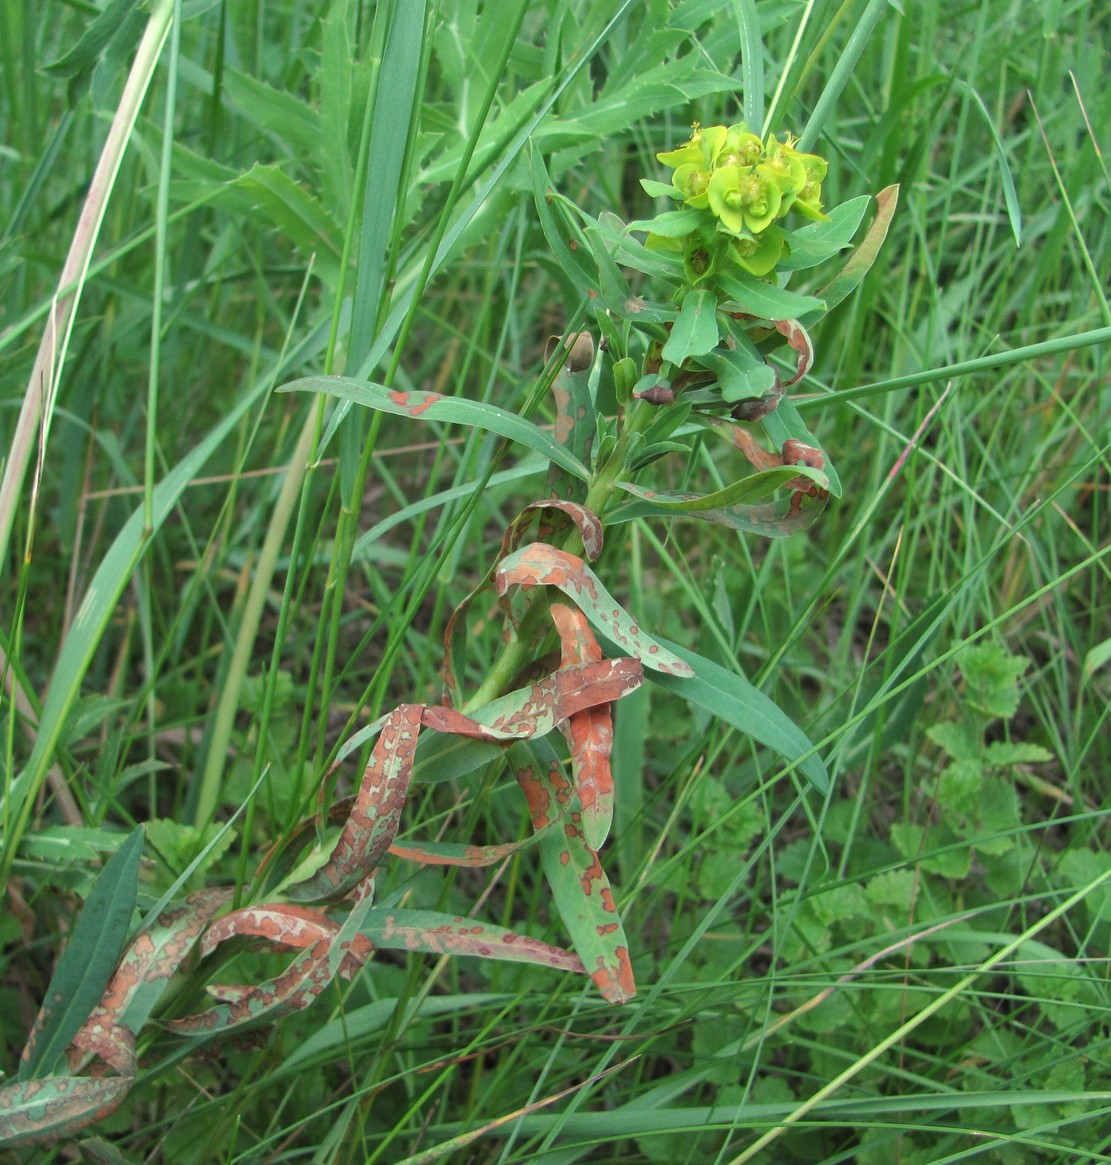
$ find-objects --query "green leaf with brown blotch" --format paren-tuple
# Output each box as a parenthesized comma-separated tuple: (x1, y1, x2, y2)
(616, 464, 827, 511)
(805, 184, 899, 317)
(283, 376, 590, 483)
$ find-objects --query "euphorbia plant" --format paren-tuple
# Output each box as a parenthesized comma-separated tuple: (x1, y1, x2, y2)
(0, 125, 896, 1146)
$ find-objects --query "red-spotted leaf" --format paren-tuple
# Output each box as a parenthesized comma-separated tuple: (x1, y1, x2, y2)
(421, 659, 643, 741)
(495, 543, 694, 678)
(442, 501, 604, 701)
(511, 739, 635, 1003)
(504, 501, 604, 563)
(391, 838, 524, 867)
(197, 904, 368, 980)
(168, 894, 375, 1036)
(551, 603, 615, 851)
(286, 703, 422, 904)
(363, 909, 584, 973)
(67, 888, 232, 1076)
(0, 1075, 132, 1147)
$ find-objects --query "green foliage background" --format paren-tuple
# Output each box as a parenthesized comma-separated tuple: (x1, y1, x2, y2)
(1, 0, 1108, 1161)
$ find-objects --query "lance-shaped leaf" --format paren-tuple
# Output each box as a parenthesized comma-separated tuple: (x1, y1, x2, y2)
(616, 463, 827, 512)
(286, 703, 422, 904)
(283, 377, 590, 483)
(364, 909, 585, 973)
(776, 194, 872, 272)
(647, 639, 830, 794)
(422, 658, 643, 741)
(0, 1075, 132, 1148)
(389, 832, 546, 868)
(390, 800, 573, 868)
(805, 184, 900, 318)
(494, 542, 694, 677)
(168, 893, 375, 1036)
(531, 150, 599, 302)
(67, 888, 232, 1077)
(608, 487, 828, 538)
(511, 740, 635, 1003)
(550, 603, 615, 851)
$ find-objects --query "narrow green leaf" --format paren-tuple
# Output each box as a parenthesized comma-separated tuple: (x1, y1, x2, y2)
(284, 376, 590, 482)
(737, 0, 765, 130)
(648, 640, 830, 794)
(608, 488, 828, 538)
(349, 1, 427, 368)
(531, 151, 599, 300)
(616, 463, 827, 512)
(45, 0, 142, 79)
(20, 827, 144, 1081)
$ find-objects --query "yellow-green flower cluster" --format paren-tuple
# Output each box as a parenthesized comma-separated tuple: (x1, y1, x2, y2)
(652, 122, 828, 278)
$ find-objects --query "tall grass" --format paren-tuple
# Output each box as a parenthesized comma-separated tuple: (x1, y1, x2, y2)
(2, 1, 1108, 1161)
